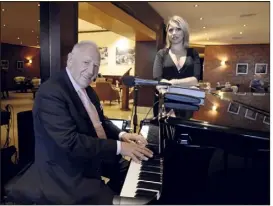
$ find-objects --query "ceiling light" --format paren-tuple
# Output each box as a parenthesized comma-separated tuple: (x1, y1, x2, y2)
(17, 37, 20, 40)
(240, 32, 243, 34)
(37, 36, 39, 38)
(194, 4, 198, 7)
(32, 30, 34, 32)
(200, 17, 203, 20)
(2, 9, 5, 12)
(203, 26, 206, 29)
(243, 24, 246, 27)
(38, 3, 40, 6)
(3, 24, 6, 27)
(38, 20, 40, 22)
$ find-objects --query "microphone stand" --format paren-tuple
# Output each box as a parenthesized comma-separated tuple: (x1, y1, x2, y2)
(133, 85, 139, 133)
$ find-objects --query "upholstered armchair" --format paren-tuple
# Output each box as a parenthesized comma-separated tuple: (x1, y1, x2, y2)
(93, 82, 120, 105)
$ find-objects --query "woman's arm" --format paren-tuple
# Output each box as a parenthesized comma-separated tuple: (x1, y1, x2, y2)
(153, 50, 164, 80)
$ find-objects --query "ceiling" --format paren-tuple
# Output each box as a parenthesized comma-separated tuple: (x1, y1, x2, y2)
(149, 2, 270, 45)
(1, 2, 270, 47)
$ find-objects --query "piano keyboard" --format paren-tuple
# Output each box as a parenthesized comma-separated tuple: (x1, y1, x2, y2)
(120, 124, 163, 200)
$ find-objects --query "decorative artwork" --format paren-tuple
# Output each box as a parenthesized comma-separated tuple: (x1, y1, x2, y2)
(17, 61, 24, 70)
(0, 60, 9, 70)
(263, 116, 270, 125)
(116, 47, 135, 65)
(255, 63, 267, 74)
(99, 47, 108, 65)
(227, 102, 240, 115)
(236, 63, 248, 75)
(245, 109, 258, 120)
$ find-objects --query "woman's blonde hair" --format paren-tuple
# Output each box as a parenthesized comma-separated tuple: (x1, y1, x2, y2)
(165, 16, 190, 49)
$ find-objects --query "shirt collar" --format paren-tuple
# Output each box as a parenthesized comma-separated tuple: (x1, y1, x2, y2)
(66, 67, 82, 93)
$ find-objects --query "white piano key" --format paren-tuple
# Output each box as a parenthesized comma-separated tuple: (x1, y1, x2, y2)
(120, 124, 163, 199)
(120, 161, 141, 197)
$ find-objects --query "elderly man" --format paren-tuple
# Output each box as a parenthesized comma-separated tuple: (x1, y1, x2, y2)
(7, 41, 153, 204)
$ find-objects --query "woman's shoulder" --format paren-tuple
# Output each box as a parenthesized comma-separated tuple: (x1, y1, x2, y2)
(187, 48, 200, 58)
(156, 48, 169, 57)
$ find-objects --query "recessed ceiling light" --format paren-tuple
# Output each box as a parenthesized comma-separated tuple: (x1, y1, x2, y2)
(2, 9, 5, 12)
(3, 24, 6, 27)
(17, 37, 20, 40)
(38, 20, 40, 22)
(38, 3, 40, 6)
(200, 17, 203, 20)
(240, 32, 243, 34)
(203, 26, 206, 29)
(243, 24, 246, 27)
(194, 4, 198, 7)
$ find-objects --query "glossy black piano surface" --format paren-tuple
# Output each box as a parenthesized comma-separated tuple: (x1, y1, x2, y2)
(169, 91, 270, 133)
(158, 91, 270, 205)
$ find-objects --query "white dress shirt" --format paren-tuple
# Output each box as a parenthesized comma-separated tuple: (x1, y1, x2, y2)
(66, 68, 125, 155)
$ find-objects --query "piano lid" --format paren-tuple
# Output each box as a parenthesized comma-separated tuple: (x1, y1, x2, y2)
(169, 91, 270, 133)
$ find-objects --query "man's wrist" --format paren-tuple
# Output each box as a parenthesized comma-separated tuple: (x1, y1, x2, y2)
(118, 131, 127, 140)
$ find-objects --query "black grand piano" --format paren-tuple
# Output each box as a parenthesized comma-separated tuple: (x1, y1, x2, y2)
(116, 91, 270, 205)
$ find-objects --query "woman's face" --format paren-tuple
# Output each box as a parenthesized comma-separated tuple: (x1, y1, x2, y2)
(167, 21, 184, 45)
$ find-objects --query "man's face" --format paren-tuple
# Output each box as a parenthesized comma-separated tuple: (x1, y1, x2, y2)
(68, 47, 100, 88)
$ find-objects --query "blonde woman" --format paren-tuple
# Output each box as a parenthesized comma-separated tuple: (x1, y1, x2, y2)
(153, 16, 201, 116)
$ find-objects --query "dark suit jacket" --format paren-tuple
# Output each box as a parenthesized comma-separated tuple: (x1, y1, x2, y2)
(10, 70, 123, 204)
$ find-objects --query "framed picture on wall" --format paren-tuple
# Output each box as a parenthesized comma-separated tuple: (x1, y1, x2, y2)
(236, 63, 248, 75)
(227, 102, 240, 115)
(17, 61, 24, 70)
(99, 47, 108, 65)
(263, 116, 270, 125)
(0, 60, 9, 70)
(116, 47, 135, 65)
(245, 109, 257, 120)
(255, 63, 267, 74)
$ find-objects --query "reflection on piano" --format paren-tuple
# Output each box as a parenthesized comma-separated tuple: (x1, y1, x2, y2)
(118, 124, 163, 204)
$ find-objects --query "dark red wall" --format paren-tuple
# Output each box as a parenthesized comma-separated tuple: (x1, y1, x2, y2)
(204, 44, 270, 92)
(1, 43, 40, 90)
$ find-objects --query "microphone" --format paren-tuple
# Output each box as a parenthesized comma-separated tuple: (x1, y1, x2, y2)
(121, 76, 171, 87)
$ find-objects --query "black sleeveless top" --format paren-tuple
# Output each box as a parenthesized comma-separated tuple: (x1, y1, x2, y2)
(153, 48, 201, 81)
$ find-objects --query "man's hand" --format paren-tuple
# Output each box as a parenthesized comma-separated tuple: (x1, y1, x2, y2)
(120, 133, 148, 146)
(120, 142, 153, 163)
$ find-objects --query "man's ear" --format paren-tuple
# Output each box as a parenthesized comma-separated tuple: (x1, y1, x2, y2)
(67, 53, 73, 67)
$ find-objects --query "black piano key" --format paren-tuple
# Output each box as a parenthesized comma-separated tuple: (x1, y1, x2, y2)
(135, 189, 157, 198)
(137, 181, 162, 191)
(139, 172, 161, 182)
(146, 145, 158, 153)
(141, 165, 161, 173)
(142, 161, 161, 167)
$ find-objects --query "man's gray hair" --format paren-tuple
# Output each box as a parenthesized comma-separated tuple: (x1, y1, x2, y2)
(71, 40, 99, 53)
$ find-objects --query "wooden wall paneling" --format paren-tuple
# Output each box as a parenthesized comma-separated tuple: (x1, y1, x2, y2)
(40, 2, 78, 83)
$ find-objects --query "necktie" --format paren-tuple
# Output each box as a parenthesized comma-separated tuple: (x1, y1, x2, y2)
(78, 88, 107, 139)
